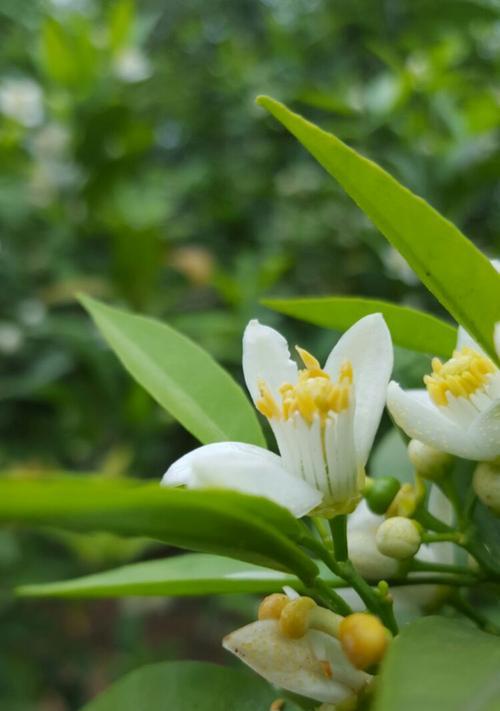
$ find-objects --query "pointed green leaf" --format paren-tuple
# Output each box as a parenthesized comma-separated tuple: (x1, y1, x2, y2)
(18, 553, 301, 598)
(81, 661, 302, 711)
(257, 95, 500, 363)
(17, 553, 343, 599)
(263, 296, 456, 357)
(79, 295, 265, 446)
(375, 617, 500, 711)
(0, 477, 317, 583)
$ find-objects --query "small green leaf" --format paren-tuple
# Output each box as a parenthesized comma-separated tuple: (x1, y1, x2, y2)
(257, 95, 500, 363)
(0, 477, 317, 582)
(263, 296, 456, 357)
(79, 295, 265, 447)
(375, 616, 500, 711)
(81, 660, 302, 711)
(18, 553, 302, 598)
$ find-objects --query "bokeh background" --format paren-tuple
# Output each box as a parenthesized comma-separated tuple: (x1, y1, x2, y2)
(1, 0, 500, 708)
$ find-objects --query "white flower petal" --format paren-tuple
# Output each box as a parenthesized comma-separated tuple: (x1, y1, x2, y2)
(162, 441, 322, 517)
(242, 319, 298, 404)
(468, 400, 500, 461)
(456, 326, 484, 354)
(223, 620, 369, 704)
(324, 314, 393, 467)
(495, 322, 500, 360)
(387, 382, 486, 460)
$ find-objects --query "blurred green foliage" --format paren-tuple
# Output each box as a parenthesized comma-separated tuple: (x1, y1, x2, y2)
(1, 0, 500, 707)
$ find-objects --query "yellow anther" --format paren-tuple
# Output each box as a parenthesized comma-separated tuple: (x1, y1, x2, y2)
(296, 345, 323, 373)
(424, 347, 495, 407)
(257, 349, 353, 425)
(279, 596, 316, 639)
(386, 482, 419, 518)
(258, 593, 289, 621)
(339, 613, 389, 670)
(256, 380, 281, 419)
(339, 360, 353, 384)
(319, 660, 333, 679)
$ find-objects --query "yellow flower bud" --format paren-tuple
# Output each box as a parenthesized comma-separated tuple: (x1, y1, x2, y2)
(338, 613, 389, 670)
(258, 593, 289, 621)
(408, 439, 453, 481)
(279, 596, 316, 639)
(375, 517, 421, 559)
(473, 462, 500, 515)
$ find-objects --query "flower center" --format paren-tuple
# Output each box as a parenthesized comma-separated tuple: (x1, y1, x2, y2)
(256, 346, 352, 425)
(424, 347, 496, 407)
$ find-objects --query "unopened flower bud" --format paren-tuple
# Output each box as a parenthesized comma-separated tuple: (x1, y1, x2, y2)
(339, 613, 389, 670)
(258, 593, 289, 621)
(376, 517, 421, 559)
(473, 462, 500, 515)
(408, 439, 452, 481)
(364, 476, 401, 515)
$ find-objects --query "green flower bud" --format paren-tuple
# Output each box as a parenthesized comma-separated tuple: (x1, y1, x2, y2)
(364, 476, 401, 515)
(408, 439, 453, 481)
(375, 517, 421, 560)
(473, 462, 500, 515)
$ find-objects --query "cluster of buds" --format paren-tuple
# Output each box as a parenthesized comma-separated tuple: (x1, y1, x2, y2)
(363, 440, 455, 561)
(223, 591, 390, 706)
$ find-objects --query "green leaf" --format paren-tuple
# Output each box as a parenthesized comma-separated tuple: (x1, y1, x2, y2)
(0, 477, 317, 582)
(79, 295, 265, 447)
(263, 296, 456, 357)
(257, 95, 500, 363)
(81, 660, 302, 711)
(18, 553, 302, 598)
(375, 616, 500, 711)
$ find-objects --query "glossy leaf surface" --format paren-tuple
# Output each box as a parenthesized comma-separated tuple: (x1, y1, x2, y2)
(80, 295, 265, 446)
(257, 96, 500, 362)
(0, 477, 317, 582)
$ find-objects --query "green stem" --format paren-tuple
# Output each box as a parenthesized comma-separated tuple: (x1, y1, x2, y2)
(463, 536, 500, 576)
(301, 535, 398, 634)
(385, 575, 480, 588)
(414, 507, 455, 534)
(410, 559, 480, 578)
(330, 514, 348, 562)
(421, 531, 462, 544)
(312, 516, 332, 550)
(449, 592, 500, 636)
(462, 491, 478, 524)
(338, 560, 399, 636)
(313, 578, 352, 617)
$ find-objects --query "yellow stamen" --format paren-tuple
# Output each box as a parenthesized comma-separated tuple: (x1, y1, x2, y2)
(424, 347, 495, 407)
(296, 345, 324, 374)
(338, 613, 389, 670)
(258, 593, 289, 621)
(258, 346, 353, 425)
(279, 596, 316, 639)
(319, 660, 333, 679)
(256, 380, 281, 419)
